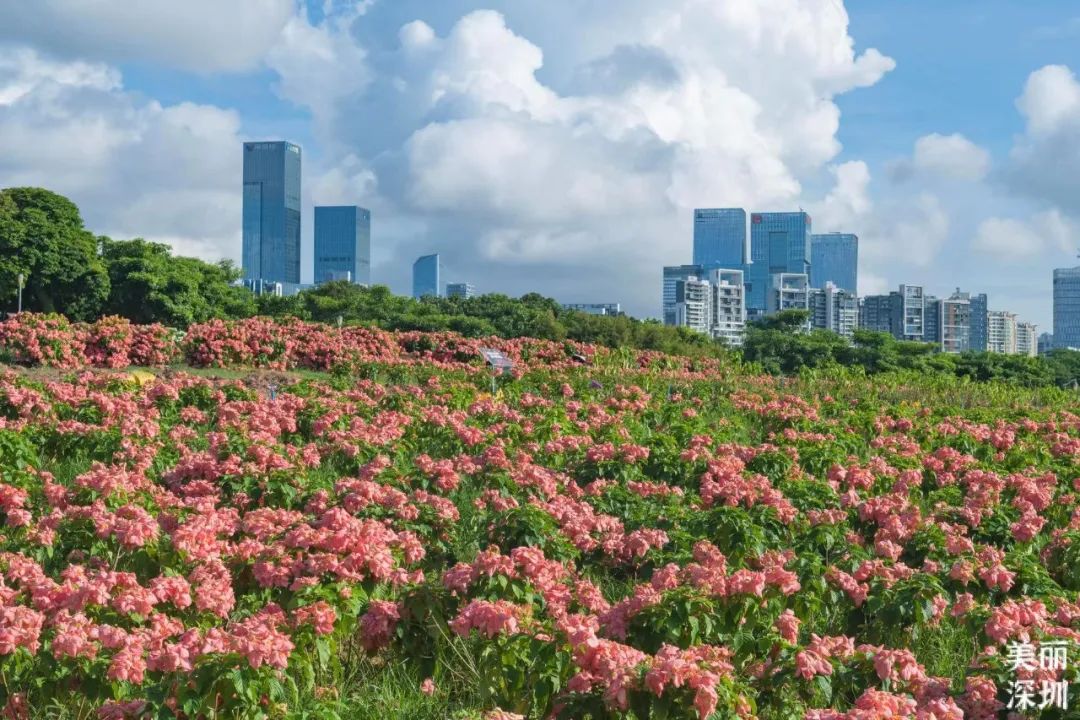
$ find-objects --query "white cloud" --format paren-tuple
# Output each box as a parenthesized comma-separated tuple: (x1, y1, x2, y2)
(912, 133, 990, 181)
(1006, 65, 1080, 213)
(973, 210, 1077, 260)
(0, 0, 294, 73)
(0, 47, 243, 262)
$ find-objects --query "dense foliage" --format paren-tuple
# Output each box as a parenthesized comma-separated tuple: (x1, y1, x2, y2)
(0, 315, 1079, 718)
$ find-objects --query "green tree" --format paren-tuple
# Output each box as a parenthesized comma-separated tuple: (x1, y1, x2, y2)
(101, 238, 256, 327)
(0, 187, 109, 319)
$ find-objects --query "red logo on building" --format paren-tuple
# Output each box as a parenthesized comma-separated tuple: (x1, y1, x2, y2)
(752, 214, 762, 224)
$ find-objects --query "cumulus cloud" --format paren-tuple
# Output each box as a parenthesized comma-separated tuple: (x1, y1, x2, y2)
(973, 210, 1077, 260)
(0, 47, 244, 262)
(264, 1, 895, 312)
(888, 133, 990, 183)
(1006, 65, 1080, 213)
(0, 0, 294, 72)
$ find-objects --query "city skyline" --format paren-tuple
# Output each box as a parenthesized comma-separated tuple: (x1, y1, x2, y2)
(3, 2, 1080, 327)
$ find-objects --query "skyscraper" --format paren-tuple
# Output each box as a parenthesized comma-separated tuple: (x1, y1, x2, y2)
(314, 206, 371, 286)
(242, 141, 301, 287)
(446, 283, 476, 299)
(1053, 265, 1080, 350)
(708, 268, 747, 347)
(809, 282, 858, 339)
(748, 212, 812, 315)
(892, 285, 925, 341)
(810, 233, 858, 294)
(693, 209, 746, 270)
(938, 293, 972, 354)
(674, 278, 713, 335)
(859, 294, 894, 335)
(413, 254, 442, 298)
(1016, 322, 1038, 358)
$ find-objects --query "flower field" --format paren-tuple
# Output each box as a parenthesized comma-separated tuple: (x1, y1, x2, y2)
(0, 314, 1079, 719)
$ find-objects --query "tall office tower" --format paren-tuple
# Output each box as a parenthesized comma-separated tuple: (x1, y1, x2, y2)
(413, 254, 442, 298)
(809, 282, 858, 339)
(766, 273, 810, 316)
(707, 268, 747, 347)
(446, 283, 476, 300)
(938, 293, 972, 353)
(987, 310, 1018, 354)
(969, 292, 989, 351)
(693, 209, 747, 270)
(314, 206, 371, 285)
(1016, 322, 1038, 357)
(663, 264, 704, 325)
(859, 295, 894, 334)
(748, 212, 812, 315)
(563, 303, 621, 316)
(1054, 265, 1080, 349)
(674, 278, 713, 335)
(890, 284, 925, 341)
(810, 233, 858, 294)
(1038, 332, 1055, 355)
(242, 141, 301, 288)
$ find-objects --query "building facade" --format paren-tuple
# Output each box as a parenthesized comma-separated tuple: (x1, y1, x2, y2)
(859, 294, 894, 335)
(809, 282, 858, 339)
(563, 303, 621, 316)
(766, 273, 810, 316)
(674, 278, 713, 335)
(1054, 265, 1080, 350)
(447, 283, 476, 299)
(937, 294, 972, 354)
(693, 209, 746, 271)
(413, 254, 442, 298)
(663, 264, 704, 325)
(987, 310, 1018, 354)
(891, 285, 925, 341)
(810, 233, 858, 295)
(242, 141, 302, 286)
(708, 269, 747, 347)
(314, 206, 371, 286)
(1038, 332, 1055, 355)
(748, 212, 812, 316)
(969, 293, 989, 352)
(1016, 322, 1038, 357)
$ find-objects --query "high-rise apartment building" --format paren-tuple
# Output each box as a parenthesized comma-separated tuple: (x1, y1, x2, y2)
(1053, 265, 1080, 350)
(708, 269, 747, 347)
(242, 141, 301, 287)
(809, 282, 858, 339)
(859, 294, 894, 335)
(674, 278, 713, 335)
(892, 285, 925, 341)
(938, 293, 972, 354)
(446, 283, 476, 299)
(1016, 322, 1038, 357)
(766, 273, 810, 316)
(969, 293, 989, 352)
(987, 310, 1018, 354)
(924, 296, 940, 346)
(748, 212, 812, 315)
(663, 265, 704, 325)
(314, 206, 370, 286)
(413, 254, 442, 298)
(693, 209, 747, 271)
(810, 233, 858, 295)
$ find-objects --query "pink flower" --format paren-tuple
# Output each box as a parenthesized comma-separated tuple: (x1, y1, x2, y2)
(420, 678, 436, 696)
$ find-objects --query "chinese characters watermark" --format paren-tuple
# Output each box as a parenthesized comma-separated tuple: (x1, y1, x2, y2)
(1006, 641, 1070, 712)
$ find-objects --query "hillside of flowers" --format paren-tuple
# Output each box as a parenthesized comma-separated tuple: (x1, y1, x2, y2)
(0, 313, 1079, 719)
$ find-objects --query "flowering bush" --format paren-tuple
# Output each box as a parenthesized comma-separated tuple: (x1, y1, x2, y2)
(0, 319, 1076, 718)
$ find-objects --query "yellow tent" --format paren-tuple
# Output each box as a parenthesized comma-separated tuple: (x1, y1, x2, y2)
(127, 370, 156, 387)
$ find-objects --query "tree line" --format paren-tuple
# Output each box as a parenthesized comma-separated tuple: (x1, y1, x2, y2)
(3, 186, 1079, 388)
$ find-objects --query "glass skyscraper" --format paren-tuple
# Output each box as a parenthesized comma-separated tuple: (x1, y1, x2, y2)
(413, 254, 442, 298)
(810, 233, 858, 294)
(693, 209, 746, 270)
(314, 206, 371, 285)
(748, 212, 812, 314)
(1054, 265, 1080, 350)
(242, 141, 301, 286)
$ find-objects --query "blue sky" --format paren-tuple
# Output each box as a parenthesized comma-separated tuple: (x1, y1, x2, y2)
(1, 0, 1079, 330)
